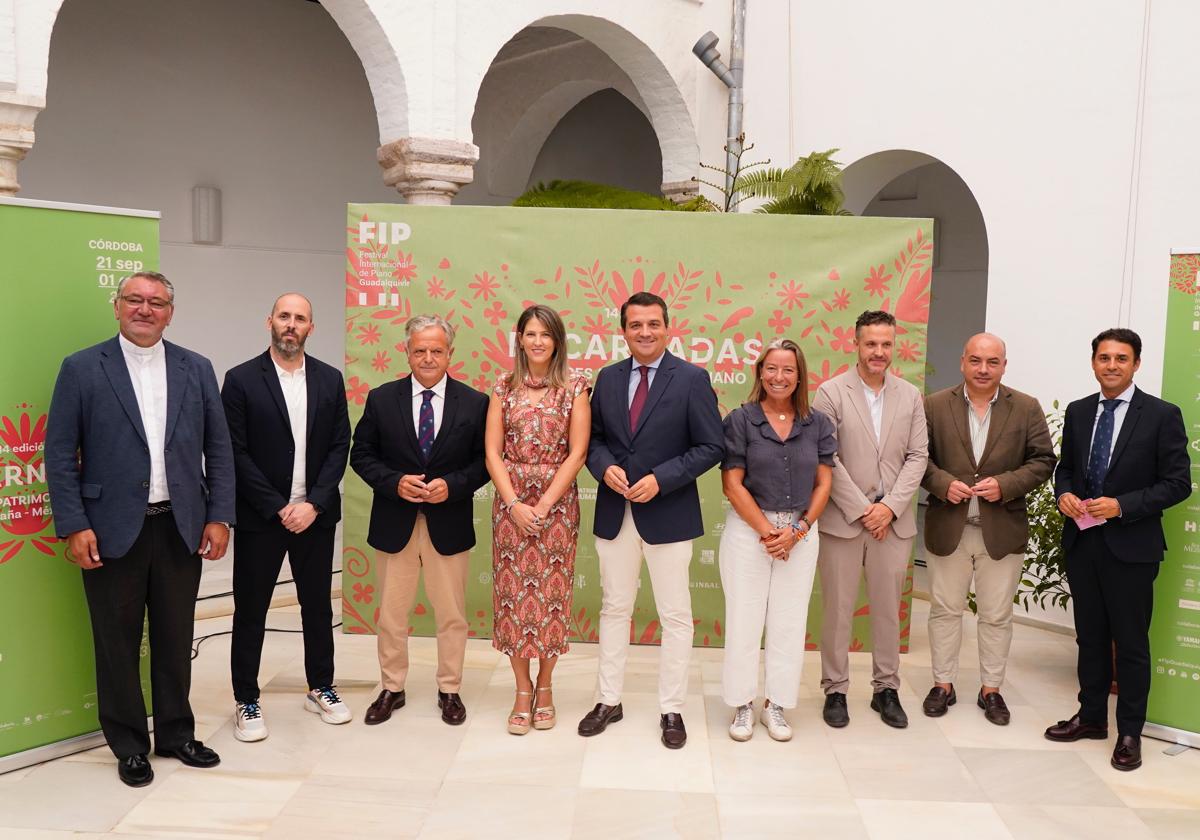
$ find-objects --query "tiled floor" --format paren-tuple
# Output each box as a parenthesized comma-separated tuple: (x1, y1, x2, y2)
(3, 597, 1200, 839)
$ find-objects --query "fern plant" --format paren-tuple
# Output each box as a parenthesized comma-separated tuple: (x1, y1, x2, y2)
(693, 139, 851, 215)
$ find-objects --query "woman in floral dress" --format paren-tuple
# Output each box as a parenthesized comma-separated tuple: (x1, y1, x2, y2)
(485, 304, 590, 734)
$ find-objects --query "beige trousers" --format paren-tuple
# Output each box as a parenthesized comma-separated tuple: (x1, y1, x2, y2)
(375, 513, 470, 693)
(594, 504, 694, 713)
(818, 528, 912, 694)
(926, 523, 1025, 688)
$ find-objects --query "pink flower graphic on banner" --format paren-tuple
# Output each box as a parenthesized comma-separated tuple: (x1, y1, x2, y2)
(607, 267, 669, 310)
(392, 251, 418, 283)
(895, 267, 931, 324)
(767, 310, 792, 335)
(447, 361, 467, 381)
(347, 376, 370, 405)
(470, 271, 500, 301)
(0, 413, 46, 465)
(427, 277, 446, 299)
(667, 318, 693, 339)
(371, 351, 392, 373)
(483, 300, 508, 326)
(357, 324, 381, 346)
(480, 329, 515, 371)
(582, 315, 612, 338)
(864, 265, 893, 298)
(775, 279, 809, 310)
(472, 373, 491, 392)
(897, 340, 922, 362)
(830, 326, 857, 354)
(830, 288, 851, 310)
(352, 582, 375, 604)
(809, 359, 850, 392)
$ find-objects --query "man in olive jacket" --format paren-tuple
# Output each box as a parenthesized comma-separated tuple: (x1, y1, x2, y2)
(920, 333, 1055, 725)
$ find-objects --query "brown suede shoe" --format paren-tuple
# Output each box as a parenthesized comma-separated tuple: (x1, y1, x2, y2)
(922, 686, 956, 717)
(977, 690, 1011, 726)
(364, 689, 406, 725)
(1111, 735, 1142, 771)
(1044, 714, 1107, 742)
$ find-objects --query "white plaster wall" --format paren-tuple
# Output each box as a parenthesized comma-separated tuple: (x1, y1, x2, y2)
(17, 0, 398, 381)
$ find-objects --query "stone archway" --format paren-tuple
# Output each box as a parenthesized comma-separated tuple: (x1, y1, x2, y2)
(843, 150, 990, 392)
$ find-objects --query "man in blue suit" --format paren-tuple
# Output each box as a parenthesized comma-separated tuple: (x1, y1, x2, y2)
(46, 271, 235, 787)
(577, 291, 725, 748)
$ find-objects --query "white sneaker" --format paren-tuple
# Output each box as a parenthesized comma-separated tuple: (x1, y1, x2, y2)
(761, 700, 793, 742)
(729, 703, 754, 742)
(305, 686, 352, 725)
(234, 700, 268, 742)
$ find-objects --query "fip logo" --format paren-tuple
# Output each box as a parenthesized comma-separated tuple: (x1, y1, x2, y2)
(359, 220, 411, 245)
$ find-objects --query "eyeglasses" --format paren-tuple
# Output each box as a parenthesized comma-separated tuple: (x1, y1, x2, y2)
(118, 295, 172, 311)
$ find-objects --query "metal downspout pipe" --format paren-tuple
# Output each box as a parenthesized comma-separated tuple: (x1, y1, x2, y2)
(693, 0, 747, 203)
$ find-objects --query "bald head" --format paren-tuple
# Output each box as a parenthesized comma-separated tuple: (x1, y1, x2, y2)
(271, 292, 313, 320)
(960, 332, 1007, 398)
(267, 292, 314, 365)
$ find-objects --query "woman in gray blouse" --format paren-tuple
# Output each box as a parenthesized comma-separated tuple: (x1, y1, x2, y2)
(719, 338, 835, 742)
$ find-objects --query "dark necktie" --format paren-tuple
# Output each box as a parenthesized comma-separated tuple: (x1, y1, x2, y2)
(628, 366, 650, 431)
(1086, 398, 1120, 498)
(418, 389, 436, 461)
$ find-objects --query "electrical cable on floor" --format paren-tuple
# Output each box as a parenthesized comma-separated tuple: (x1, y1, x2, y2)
(191, 622, 344, 660)
(195, 568, 343, 602)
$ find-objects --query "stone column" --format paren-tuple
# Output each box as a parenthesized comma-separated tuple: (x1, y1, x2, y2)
(661, 179, 699, 204)
(377, 137, 479, 205)
(0, 95, 42, 196)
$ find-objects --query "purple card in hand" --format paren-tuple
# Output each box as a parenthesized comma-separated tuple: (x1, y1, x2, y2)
(1074, 499, 1104, 530)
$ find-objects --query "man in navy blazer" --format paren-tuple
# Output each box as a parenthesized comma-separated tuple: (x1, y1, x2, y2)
(577, 291, 724, 748)
(221, 293, 351, 742)
(1045, 328, 1190, 771)
(46, 271, 235, 787)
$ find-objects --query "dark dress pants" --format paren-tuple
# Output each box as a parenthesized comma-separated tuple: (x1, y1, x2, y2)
(230, 523, 336, 703)
(1065, 526, 1159, 737)
(80, 512, 202, 759)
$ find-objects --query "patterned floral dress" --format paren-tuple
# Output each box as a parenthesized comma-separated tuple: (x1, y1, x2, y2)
(491, 372, 590, 658)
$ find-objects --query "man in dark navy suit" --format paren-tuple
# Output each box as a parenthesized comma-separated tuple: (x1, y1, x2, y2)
(577, 291, 725, 748)
(222, 293, 351, 743)
(1045, 328, 1190, 771)
(46, 271, 235, 787)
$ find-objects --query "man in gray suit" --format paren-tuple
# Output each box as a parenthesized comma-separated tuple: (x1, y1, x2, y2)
(46, 271, 235, 787)
(812, 310, 928, 729)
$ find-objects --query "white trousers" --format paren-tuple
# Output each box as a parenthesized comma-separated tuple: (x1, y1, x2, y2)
(594, 504, 694, 713)
(926, 523, 1025, 688)
(719, 509, 820, 708)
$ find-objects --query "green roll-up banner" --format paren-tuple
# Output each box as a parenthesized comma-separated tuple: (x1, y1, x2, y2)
(342, 205, 933, 651)
(0, 197, 159, 771)
(1146, 252, 1200, 747)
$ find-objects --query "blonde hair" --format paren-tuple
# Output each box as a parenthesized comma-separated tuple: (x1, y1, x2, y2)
(509, 305, 569, 390)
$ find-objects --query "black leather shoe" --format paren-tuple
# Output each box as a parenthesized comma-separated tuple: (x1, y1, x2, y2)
(364, 689, 406, 725)
(922, 685, 956, 717)
(1111, 734, 1142, 771)
(870, 688, 909, 728)
(154, 740, 220, 768)
(578, 702, 623, 736)
(1044, 714, 1108, 742)
(978, 690, 1011, 726)
(117, 754, 153, 787)
(660, 713, 687, 749)
(823, 692, 849, 728)
(437, 691, 467, 725)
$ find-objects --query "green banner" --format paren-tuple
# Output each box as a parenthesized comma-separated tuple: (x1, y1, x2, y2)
(0, 198, 159, 765)
(1147, 253, 1200, 739)
(342, 205, 932, 651)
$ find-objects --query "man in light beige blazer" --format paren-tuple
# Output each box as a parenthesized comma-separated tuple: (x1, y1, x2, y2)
(920, 333, 1055, 725)
(812, 310, 928, 729)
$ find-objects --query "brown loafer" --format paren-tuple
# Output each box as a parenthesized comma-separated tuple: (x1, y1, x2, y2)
(977, 690, 1011, 726)
(437, 691, 467, 725)
(660, 713, 687, 749)
(922, 685, 956, 717)
(1044, 714, 1108, 742)
(577, 702, 623, 736)
(1111, 734, 1142, 771)
(364, 689, 406, 725)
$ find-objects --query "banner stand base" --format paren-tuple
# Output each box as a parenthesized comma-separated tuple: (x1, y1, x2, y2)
(1143, 722, 1200, 753)
(0, 730, 108, 775)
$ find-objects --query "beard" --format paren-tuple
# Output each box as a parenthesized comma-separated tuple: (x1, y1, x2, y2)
(272, 327, 306, 360)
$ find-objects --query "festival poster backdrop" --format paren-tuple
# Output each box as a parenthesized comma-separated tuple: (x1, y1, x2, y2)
(1146, 252, 1200, 741)
(0, 198, 158, 766)
(342, 205, 933, 651)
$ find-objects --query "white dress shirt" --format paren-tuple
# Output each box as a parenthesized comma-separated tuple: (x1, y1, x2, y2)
(274, 358, 308, 505)
(119, 333, 169, 503)
(412, 374, 448, 438)
(963, 387, 1000, 521)
(626, 352, 665, 408)
(858, 372, 885, 442)
(1088, 382, 1136, 460)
